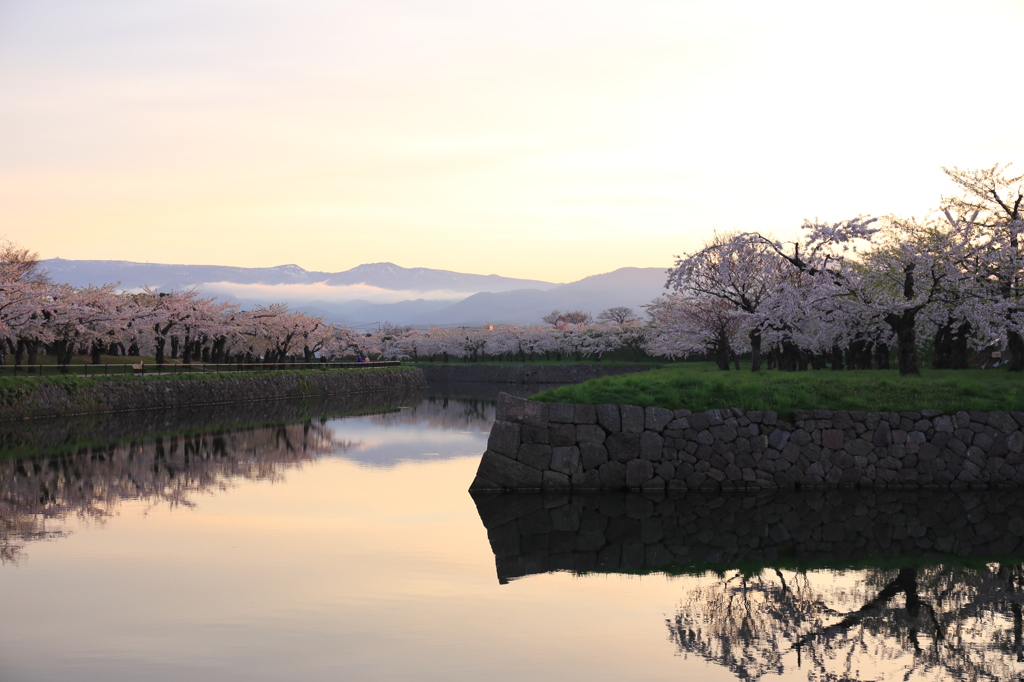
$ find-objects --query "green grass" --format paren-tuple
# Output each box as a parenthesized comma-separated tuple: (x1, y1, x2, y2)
(530, 363, 1024, 417)
(0, 366, 415, 407)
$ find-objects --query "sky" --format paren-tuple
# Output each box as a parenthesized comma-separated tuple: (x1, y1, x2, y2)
(2, 0, 1023, 283)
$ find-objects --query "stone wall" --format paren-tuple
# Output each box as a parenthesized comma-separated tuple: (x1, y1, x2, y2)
(0, 367, 426, 420)
(473, 489, 1024, 582)
(417, 363, 654, 385)
(469, 393, 1024, 491)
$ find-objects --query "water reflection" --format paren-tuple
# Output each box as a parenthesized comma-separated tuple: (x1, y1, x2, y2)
(474, 490, 1024, 680)
(668, 563, 1024, 681)
(0, 392, 497, 563)
(0, 389, 426, 459)
(0, 421, 343, 563)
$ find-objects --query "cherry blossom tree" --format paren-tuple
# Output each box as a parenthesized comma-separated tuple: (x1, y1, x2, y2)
(942, 164, 1024, 369)
(668, 231, 789, 371)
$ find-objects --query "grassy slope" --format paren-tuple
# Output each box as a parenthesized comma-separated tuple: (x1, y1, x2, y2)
(531, 362, 1024, 417)
(0, 366, 414, 406)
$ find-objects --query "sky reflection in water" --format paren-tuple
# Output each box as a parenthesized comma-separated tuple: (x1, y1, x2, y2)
(0, 397, 1021, 681)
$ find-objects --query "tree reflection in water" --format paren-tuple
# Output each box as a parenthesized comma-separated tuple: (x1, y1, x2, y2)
(0, 421, 348, 563)
(474, 490, 1024, 680)
(668, 563, 1024, 681)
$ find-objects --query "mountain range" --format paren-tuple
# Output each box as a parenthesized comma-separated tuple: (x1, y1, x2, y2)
(40, 258, 668, 327)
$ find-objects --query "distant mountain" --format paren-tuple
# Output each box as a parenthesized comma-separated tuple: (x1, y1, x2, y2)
(409, 267, 668, 325)
(39, 258, 667, 326)
(40, 259, 557, 294)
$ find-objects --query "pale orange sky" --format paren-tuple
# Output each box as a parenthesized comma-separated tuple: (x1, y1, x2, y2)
(2, 0, 1022, 282)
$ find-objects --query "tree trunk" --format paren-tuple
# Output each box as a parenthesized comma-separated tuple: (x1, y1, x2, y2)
(749, 329, 763, 372)
(155, 338, 166, 365)
(830, 344, 843, 371)
(714, 329, 731, 370)
(1009, 330, 1024, 372)
(91, 342, 103, 365)
(887, 312, 920, 375)
(874, 342, 890, 370)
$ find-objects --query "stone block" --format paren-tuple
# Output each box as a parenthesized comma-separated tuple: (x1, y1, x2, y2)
(606, 433, 641, 462)
(641, 431, 665, 461)
(571, 469, 602, 490)
(473, 450, 543, 489)
(521, 425, 550, 445)
(618, 456, 651, 483)
(551, 446, 581, 474)
(933, 415, 955, 433)
(989, 412, 1018, 435)
(687, 412, 710, 431)
(487, 420, 521, 458)
(973, 432, 994, 451)
(599, 460, 627, 488)
(543, 470, 571, 488)
(706, 409, 724, 426)
(518, 444, 552, 470)
(550, 423, 577, 447)
(576, 424, 606, 444)
(596, 404, 621, 432)
(574, 403, 598, 424)
(873, 421, 893, 446)
(579, 442, 608, 471)
(621, 405, 645, 433)
(656, 461, 675, 481)
(954, 428, 974, 446)
(767, 429, 790, 450)
(822, 429, 845, 450)
(710, 424, 738, 442)
(497, 393, 548, 427)
(641, 475, 666, 491)
(548, 403, 575, 423)
(645, 406, 674, 432)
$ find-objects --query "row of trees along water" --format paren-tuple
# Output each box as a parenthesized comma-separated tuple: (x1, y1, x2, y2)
(654, 164, 1024, 375)
(0, 164, 1017, 372)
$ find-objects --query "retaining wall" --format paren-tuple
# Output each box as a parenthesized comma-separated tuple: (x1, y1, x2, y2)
(0, 367, 426, 420)
(469, 393, 1024, 491)
(417, 363, 655, 385)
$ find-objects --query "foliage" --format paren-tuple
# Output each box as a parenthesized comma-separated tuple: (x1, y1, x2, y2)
(530, 363, 1024, 417)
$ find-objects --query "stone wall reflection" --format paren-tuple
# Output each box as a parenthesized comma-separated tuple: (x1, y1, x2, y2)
(474, 490, 1024, 680)
(473, 489, 1024, 581)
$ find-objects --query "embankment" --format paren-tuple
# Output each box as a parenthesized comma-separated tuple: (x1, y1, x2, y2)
(0, 367, 427, 420)
(470, 393, 1024, 491)
(417, 363, 654, 386)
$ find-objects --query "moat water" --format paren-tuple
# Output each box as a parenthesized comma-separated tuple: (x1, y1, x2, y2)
(0, 388, 1021, 681)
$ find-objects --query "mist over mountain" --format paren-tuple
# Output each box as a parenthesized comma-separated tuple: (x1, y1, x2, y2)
(40, 258, 667, 326)
(41, 259, 555, 295)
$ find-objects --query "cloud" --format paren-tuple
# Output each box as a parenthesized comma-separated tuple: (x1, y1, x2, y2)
(194, 280, 471, 304)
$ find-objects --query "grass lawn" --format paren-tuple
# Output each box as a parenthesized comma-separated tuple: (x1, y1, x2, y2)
(530, 362, 1024, 417)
